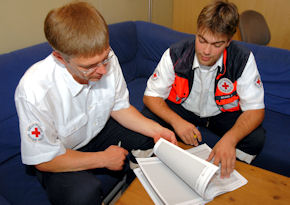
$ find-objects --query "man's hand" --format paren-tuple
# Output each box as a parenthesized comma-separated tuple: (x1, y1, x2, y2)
(103, 145, 128, 171)
(152, 127, 178, 145)
(207, 137, 236, 178)
(172, 118, 202, 146)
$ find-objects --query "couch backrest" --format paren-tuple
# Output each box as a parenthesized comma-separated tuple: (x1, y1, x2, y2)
(135, 21, 193, 79)
(0, 43, 53, 163)
(109, 21, 193, 81)
(237, 41, 290, 115)
(108, 21, 138, 83)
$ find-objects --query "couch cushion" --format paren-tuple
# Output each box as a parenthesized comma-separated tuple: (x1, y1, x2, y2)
(0, 154, 127, 205)
(0, 115, 20, 163)
(0, 155, 50, 205)
(0, 194, 10, 205)
(252, 109, 290, 177)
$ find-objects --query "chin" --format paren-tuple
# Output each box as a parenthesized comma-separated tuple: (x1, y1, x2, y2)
(200, 59, 216, 66)
(89, 78, 99, 82)
(90, 77, 102, 82)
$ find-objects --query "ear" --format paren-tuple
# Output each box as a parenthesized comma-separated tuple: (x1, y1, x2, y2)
(52, 51, 67, 65)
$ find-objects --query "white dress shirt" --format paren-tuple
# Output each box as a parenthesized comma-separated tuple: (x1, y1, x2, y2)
(15, 50, 130, 165)
(144, 48, 264, 117)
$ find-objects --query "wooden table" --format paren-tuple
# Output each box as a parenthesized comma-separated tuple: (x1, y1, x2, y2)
(116, 143, 290, 205)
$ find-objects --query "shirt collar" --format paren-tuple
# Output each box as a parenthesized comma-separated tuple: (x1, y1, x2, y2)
(193, 53, 224, 71)
(53, 55, 85, 97)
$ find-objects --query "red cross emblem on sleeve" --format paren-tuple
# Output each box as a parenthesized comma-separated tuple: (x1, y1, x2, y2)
(27, 123, 44, 142)
(152, 71, 159, 80)
(255, 75, 263, 88)
(32, 128, 40, 138)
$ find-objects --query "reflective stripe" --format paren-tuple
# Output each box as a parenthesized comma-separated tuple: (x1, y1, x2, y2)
(222, 99, 239, 110)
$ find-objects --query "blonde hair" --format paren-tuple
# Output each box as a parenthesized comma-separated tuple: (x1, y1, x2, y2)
(44, 1, 109, 58)
(197, 0, 239, 39)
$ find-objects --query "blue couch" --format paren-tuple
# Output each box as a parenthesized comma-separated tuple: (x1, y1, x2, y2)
(0, 21, 289, 204)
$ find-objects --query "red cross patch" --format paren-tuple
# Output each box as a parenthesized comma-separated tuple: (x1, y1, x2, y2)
(27, 123, 44, 142)
(255, 75, 263, 88)
(152, 71, 159, 80)
(217, 78, 234, 94)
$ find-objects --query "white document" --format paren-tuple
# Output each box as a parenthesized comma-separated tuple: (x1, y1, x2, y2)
(135, 138, 247, 205)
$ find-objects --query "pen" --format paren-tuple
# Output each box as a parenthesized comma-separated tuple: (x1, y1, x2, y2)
(193, 126, 199, 139)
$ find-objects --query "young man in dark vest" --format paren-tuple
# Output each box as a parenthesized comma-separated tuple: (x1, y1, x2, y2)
(143, 0, 265, 178)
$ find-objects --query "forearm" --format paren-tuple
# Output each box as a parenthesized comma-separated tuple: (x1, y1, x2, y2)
(111, 105, 162, 138)
(35, 149, 106, 172)
(223, 109, 265, 146)
(143, 96, 183, 127)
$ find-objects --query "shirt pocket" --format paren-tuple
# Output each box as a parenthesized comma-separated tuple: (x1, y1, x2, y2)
(57, 113, 88, 148)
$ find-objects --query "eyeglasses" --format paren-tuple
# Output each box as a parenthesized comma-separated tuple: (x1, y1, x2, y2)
(65, 49, 114, 75)
(79, 51, 114, 75)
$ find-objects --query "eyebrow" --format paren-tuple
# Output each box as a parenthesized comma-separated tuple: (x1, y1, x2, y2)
(198, 34, 226, 45)
(78, 51, 111, 69)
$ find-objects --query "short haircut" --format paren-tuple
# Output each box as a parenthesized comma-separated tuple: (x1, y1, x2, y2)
(197, 0, 239, 39)
(44, 1, 109, 58)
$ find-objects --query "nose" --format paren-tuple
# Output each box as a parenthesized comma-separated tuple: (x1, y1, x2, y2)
(97, 64, 107, 75)
(203, 43, 212, 55)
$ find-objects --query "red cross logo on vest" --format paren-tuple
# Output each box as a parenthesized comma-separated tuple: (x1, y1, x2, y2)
(27, 123, 44, 142)
(218, 78, 234, 94)
(222, 82, 230, 90)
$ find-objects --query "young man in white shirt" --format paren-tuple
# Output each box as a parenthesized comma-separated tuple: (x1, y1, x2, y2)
(15, 2, 176, 205)
(143, 1, 265, 179)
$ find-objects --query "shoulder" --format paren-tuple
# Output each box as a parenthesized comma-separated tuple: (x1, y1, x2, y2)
(226, 41, 254, 76)
(16, 55, 59, 104)
(227, 41, 251, 60)
(170, 36, 195, 58)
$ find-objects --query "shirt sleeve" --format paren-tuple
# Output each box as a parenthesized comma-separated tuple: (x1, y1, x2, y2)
(15, 87, 66, 165)
(144, 49, 176, 99)
(237, 52, 265, 111)
(110, 51, 130, 111)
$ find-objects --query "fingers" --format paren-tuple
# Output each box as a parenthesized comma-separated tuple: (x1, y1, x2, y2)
(122, 148, 129, 155)
(183, 133, 199, 146)
(229, 157, 236, 176)
(153, 129, 178, 145)
(206, 151, 215, 162)
(171, 136, 178, 145)
(181, 125, 202, 146)
(193, 127, 202, 143)
(226, 159, 233, 178)
(105, 146, 128, 170)
(220, 157, 235, 178)
(164, 130, 178, 145)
